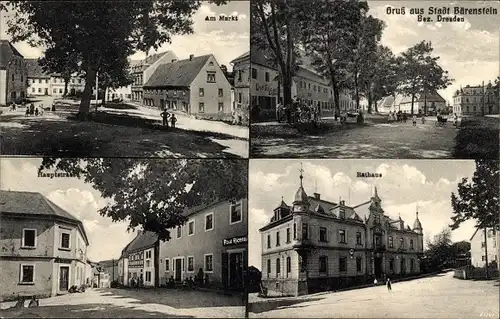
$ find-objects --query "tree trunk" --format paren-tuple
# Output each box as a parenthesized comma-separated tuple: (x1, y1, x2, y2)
(355, 73, 360, 112)
(79, 68, 96, 121)
(410, 93, 415, 115)
(329, 68, 340, 120)
(367, 90, 373, 114)
(64, 78, 69, 97)
(101, 86, 108, 107)
(484, 227, 489, 279)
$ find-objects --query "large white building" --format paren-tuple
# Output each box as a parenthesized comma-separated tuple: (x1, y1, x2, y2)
(0, 40, 28, 105)
(470, 227, 499, 268)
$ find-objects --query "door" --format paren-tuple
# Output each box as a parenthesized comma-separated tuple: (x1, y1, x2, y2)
(59, 266, 69, 291)
(228, 252, 244, 290)
(374, 257, 382, 278)
(175, 259, 182, 281)
(44, 88, 48, 95)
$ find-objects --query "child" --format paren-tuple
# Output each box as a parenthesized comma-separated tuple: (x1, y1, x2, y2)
(25, 106, 30, 117)
(386, 278, 392, 291)
(412, 114, 417, 126)
(170, 114, 177, 129)
(373, 278, 378, 286)
(160, 109, 169, 128)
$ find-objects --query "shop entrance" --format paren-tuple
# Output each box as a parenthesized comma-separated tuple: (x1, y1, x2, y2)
(228, 252, 244, 290)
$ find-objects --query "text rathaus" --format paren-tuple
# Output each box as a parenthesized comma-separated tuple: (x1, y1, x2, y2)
(259, 172, 424, 296)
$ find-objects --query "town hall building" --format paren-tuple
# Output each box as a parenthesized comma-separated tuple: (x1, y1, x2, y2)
(259, 171, 424, 296)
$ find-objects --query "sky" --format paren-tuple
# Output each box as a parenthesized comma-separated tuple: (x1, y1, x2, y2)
(0, 1, 249, 71)
(248, 159, 479, 269)
(368, 0, 500, 104)
(0, 158, 136, 262)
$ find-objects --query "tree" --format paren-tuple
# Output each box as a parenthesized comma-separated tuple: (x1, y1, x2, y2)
(425, 228, 453, 270)
(450, 160, 499, 230)
(397, 41, 453, 115)
(252, 0, 301, 113)
(38, 158, 247, 241)
(5, 1, 226, 120)
(368, 45, 399, 113)
(97, 55, 134, 107)
(300, 0, 368, 119)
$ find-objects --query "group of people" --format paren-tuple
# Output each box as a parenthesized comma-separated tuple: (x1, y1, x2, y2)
(160, 108, 177, 129)
(387, 110, 410, 123)
(9, 101, 57, 117)
(130, 276, 143, 290)
(373, 276, 392, 291)
(276, 98, 322, 126)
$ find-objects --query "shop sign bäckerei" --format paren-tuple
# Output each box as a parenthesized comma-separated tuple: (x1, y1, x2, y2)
(223, 236, 248, 246)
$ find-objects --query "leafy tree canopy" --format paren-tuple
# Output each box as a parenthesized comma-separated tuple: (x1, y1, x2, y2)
(451, 160, 499, 230)
(39, 158, 247, 241)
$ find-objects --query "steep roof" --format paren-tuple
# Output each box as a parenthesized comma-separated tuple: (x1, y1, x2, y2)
(25, 58, 51, 78)
(250, 50, 277, 69)
(0, 190, 89, 244)
(124, 231, 158, 254)
(230, 51, 249, 64)
(143, 55, 211, 88)
(400, 91, 446, 104)
(0, 40, 24, 69)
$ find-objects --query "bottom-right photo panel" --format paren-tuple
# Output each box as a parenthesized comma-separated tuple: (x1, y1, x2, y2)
(247, 159, 499, 319)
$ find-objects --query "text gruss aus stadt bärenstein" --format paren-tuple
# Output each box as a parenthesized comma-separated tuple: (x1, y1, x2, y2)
(387, 6, 498, 16)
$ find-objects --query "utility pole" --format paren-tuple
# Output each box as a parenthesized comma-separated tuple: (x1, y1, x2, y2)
(484, 227, 489, 279)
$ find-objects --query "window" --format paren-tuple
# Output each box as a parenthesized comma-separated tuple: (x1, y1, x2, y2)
(32, 88, 35, 93)
(38, 88, 41, 93)
(389, 258, 394, 271)
(339, 230, 346, 243)
(165, 259, 170, 271)
(265, 72, 269, 82)
(267, 259, 271, 274)
(276, 259, 281, 275)
(59, 89, 63, 94)
(482, 255, 486, 261)
(388, 236, 393, 248)
(204, 254, 213, 272)
(207, 72, 216, 83)
(176, 226, 182, 239)
(38, 79, 42, 84)
(146, 260, 150, 268)
(205, 213, 214, 231)
(238, 70, 242, 81)
(293, 223, 297, 239)
(267, 234, 271, 248)
(356, 257, 362, 272)
(302, 223, 308, 239)
(146, 250, 151, 259)
(286, 228, 291, 243)
(286, 257, 291, 273)
(199, 88, 204, 97)
(21, 75, 23, 82)
(187, 256, 194, 272)
(11, 74, 14, 81)
(20, 265, 34, 283)
(276, 231, 280, 246)
(230, 202, 242, 224)
(218, 88, 223, 97)
(22, 229, 36, 248)
(410, 259, 414, 272)
(339, 257, 347, 272)
(400, 238, 404, 248)
(356, 232, 362, 245)
(319, 256, 327, 273)
(61, 233, 70, 249)
(218, 103, 224, 112)
(251, 68, 257, 79)
(319, 227, 328, 242)
(188, 220, 195, 236)
(410, 239, 414, 250)
(238, 92, 242, 103)
(199, 102, 205, 113)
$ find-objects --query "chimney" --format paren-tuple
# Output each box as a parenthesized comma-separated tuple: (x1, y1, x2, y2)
(171, 59, 177, 63)
(189, 54, 194, 61)
(313, 193, 320, 200)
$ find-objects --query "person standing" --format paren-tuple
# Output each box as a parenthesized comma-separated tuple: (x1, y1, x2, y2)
(412, 114, 417, 126)
(170, 114, 177, 129)
(373, 277, 378, 286)
(386, 277, 392, 291)
(160, 108, 170, 128)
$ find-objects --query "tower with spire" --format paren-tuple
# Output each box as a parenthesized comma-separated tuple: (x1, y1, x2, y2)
(292, 163, 310, 213)
(413, 209, 423, 235)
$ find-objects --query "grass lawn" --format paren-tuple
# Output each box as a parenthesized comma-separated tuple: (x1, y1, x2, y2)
(0, 110, 244, 158)
(453, 117, 499, 159)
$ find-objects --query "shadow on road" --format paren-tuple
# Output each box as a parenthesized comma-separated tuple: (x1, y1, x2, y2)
(248, 297, 324, 314)
(0, 303, 193, 318)
(104, 288, 245, 309)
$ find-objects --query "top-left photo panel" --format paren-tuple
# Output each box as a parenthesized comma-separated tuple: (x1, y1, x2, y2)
(0, 0, 250, 159)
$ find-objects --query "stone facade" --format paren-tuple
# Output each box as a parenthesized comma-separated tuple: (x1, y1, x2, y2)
(260, 174, 424, 296)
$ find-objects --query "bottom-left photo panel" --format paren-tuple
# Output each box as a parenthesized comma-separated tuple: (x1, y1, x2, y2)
(0, 157, 248, 318)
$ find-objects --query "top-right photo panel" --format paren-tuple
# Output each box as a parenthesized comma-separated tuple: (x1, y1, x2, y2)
(249, 0, 499, 159)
